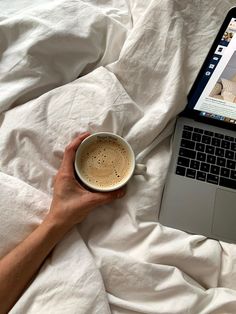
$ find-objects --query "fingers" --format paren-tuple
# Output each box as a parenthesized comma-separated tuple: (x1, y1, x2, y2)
(68, 132, 91, 150)
(60, 132, 91, 176)
(90, 186, 126, 206)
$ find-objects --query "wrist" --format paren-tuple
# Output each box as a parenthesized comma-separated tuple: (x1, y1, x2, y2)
(43, 212, 72, 235)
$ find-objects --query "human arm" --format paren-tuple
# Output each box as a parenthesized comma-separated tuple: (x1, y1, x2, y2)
(0, 132, 125, 314)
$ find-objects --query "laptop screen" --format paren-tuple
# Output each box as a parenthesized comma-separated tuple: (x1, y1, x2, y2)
(186, 13, 236, 129)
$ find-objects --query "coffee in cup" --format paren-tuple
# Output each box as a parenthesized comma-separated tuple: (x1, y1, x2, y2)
(74, 132, 146, 192)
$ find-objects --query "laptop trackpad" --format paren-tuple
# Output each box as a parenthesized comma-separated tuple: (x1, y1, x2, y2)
(212, 188, 236, 242)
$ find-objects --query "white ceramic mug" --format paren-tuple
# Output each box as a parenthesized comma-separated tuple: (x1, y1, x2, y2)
(74, 132, 146, 192)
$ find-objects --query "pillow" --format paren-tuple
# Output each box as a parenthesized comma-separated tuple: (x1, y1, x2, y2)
(221, 78, 236, 101)
(221, 91, 236, 102)
(221, 78, 236, 94)
(209, 82, 222, 97)
(212, 94, 223, 100)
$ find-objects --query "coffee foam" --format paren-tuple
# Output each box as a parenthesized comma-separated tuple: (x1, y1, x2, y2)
(78, 138, 132, 188)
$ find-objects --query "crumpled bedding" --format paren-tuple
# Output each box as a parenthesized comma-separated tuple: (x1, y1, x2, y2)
(1, 0, 236, 313)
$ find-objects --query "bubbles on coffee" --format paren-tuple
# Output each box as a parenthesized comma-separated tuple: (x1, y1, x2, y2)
(78, 138, 132, 188)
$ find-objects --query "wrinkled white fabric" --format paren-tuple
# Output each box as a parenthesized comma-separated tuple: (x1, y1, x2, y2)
(0, 0, 130, 112)
(1, 0, 236, 313)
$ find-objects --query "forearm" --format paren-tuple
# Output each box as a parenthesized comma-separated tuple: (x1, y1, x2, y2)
(0, 132, 124, 314)
(0, 214, 70, 314)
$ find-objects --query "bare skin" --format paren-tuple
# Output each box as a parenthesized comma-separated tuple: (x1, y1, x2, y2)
(0, 132, 126, 314)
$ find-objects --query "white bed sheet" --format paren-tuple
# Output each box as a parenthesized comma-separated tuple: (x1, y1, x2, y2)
(1, 0, 236, 313)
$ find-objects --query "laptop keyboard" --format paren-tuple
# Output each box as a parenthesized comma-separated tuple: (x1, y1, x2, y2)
(176, 125, 236, 190)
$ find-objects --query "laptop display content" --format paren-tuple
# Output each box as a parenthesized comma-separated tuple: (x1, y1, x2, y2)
(159, 8, 236, 244)
(184, 13, 236, 129)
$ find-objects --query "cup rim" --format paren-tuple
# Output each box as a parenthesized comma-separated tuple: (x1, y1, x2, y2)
(74, 132, 135, 192)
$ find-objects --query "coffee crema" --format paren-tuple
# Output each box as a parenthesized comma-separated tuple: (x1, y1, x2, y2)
(77, 137, 132, 189)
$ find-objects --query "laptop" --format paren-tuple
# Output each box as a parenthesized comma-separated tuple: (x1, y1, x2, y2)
(159, 7, 236, 244)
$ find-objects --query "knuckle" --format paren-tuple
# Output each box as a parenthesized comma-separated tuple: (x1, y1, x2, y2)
(65, 144, 74, 152)
(57, 172, 71, 181)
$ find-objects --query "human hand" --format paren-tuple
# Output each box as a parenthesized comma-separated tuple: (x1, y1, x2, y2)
(47, 132, 126, 230)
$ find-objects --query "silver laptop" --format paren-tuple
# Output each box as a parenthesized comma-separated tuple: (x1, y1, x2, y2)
(159, 8, 236, 244)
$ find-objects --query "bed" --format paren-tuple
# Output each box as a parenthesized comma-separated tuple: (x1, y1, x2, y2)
(1, 0, 236, 313)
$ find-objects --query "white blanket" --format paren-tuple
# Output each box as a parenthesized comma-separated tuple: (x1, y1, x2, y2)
(1, 0, 236, 313)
